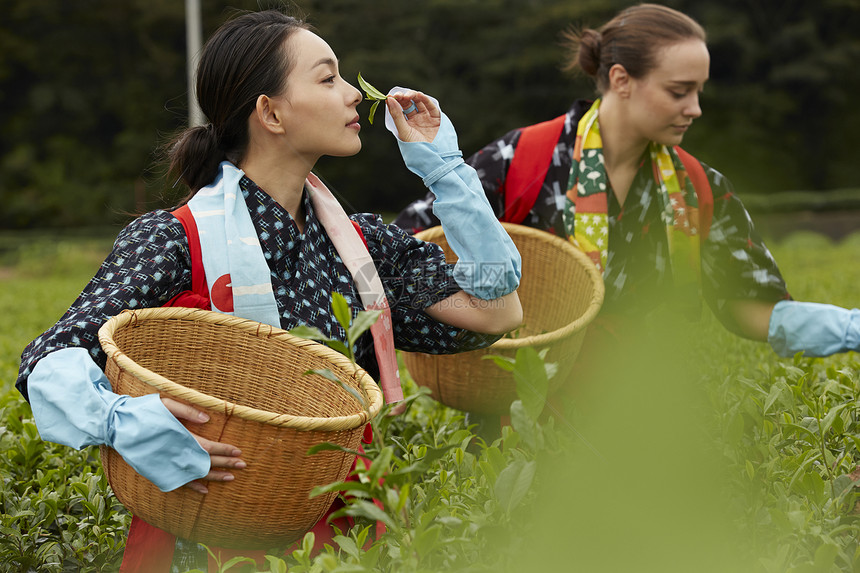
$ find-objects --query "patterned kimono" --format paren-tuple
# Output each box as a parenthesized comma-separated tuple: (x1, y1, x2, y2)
(17, 175, 500, 570)
(18, 176, 498, 397)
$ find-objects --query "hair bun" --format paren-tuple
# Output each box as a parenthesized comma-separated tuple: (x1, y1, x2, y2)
(577, 29, 602, 77)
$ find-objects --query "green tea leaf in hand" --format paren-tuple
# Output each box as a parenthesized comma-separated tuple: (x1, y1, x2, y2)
(358, 72, 387, 100)
(358, 72, 387, 124)
(368, 100, 380, 125)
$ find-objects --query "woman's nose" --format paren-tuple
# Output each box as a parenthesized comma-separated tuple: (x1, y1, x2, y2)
(686, 94, 702, 118)
(348, 82, 362, 106)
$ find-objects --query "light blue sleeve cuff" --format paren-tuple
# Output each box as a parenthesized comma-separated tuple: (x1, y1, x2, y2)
(767, 300, 860, 358)
(28, 347, 210, 491)
(395, 112, 521, 300)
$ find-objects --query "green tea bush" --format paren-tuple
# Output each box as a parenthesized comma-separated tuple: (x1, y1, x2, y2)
(2, 231, 860, 572)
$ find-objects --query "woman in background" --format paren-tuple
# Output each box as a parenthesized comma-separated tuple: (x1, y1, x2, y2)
(395, 3, 860, 364)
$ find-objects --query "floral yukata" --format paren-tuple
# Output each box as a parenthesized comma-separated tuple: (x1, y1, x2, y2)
(394, 99, 789, 330)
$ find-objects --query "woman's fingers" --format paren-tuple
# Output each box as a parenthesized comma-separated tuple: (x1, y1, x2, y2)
(389, 91, 438, 118)
(183, 464, 240, 494)
(386, 90, 441, 143)
(161, 396, 210, 424)
(181, 433, 245, 494)
(161, 397, 246, 493)
(209, 454, 246, 470)
(194, 432, 242, 458)
(184, 479, 209, 494)
(387, 97, 410, 134)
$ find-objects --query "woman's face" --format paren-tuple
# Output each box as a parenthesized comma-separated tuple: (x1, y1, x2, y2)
(274, 30, 363, 161)
(626, 39, 710, 147)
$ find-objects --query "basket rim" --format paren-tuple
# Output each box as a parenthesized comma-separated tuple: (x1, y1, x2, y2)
(98, 307, 383, 431)
(414, 222, 605, 350)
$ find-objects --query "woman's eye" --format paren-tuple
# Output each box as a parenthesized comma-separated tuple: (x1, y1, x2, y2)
(323, 75, 336, 84)
(670, 91, 687, 99)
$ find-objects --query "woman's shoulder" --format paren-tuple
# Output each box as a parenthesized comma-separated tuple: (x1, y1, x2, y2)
(509, 99, 590, 144)
(673, 148, 733, 191)
(350, 212, 446, 261)
(114, 209, 189, 251)
(349, 212, 414, 246)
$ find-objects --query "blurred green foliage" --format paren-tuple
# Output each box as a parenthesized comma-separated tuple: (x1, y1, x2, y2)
(1, 0, 859, 229)
(2, 230, 860, 570)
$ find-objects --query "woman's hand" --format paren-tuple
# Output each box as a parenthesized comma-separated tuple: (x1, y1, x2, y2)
(161, 397, 246, 494)
(386, 91, 441, 143)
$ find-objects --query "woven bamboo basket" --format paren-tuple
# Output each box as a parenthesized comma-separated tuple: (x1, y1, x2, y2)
(97, 306, 382, 549)
(401, 223, 604, 414)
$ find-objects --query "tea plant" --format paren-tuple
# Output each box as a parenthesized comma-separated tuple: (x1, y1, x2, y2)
(0, 395, 129, 572)
(3, 231, 860, 572)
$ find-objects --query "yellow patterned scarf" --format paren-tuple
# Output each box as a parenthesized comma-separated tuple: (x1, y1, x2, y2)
(563, 100, 702, 291)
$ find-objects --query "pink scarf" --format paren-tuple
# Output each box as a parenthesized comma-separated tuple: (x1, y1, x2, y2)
(306, 173, 402, 404)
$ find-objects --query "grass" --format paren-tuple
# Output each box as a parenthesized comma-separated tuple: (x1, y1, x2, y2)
(1, 228, 860, 572)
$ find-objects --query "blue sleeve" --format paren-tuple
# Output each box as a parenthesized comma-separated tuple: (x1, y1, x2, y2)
(768, 300, 860, 357)
(394, 111, 521, 300)
(28, 347, 210, 492)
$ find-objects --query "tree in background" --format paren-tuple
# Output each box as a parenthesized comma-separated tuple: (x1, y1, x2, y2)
(0, 0, 858, 229)
(682, 0, 860, 193)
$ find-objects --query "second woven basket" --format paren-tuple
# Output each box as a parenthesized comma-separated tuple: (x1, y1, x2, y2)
(401, 223, 604, 414)
(98, 307, 383, 549)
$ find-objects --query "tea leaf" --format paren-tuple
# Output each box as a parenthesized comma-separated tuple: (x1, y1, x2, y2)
(358, 73, 388, 124)
(264, 555, 288, 573)
(221, 557, 258, 571)
(336, 499, 397, 529)
(305, 368, 366, 408)
(494, 459, 536, 514)
(332, 291, 352, 331)
(483, 354, 515, 372)
(288, 324, 329, 341)
(368, 100, 380, 125)
(306, 441, 362, 457)
(348, 308, 382, 349)
(357, 72, 387, 101)
(512, 346, 549, 420)
(334, 534, 360, 559)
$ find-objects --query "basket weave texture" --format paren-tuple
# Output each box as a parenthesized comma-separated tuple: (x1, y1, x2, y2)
(401, 223, 604, 414)
(97, 307, 382, 549)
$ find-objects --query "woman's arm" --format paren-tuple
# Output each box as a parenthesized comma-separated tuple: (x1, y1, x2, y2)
(724, 299, 777, 341)
(392, 118, 518, 233)
(725, 297, 860, 358)
(385, 92, 522, 303)
(20, 213, 244, 492)
(700, 165, 860, 358)
(425, 290, 522, 335)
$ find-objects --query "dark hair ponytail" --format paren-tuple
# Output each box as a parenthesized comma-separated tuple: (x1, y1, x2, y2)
(169, 124, 226, 194)
(562, 3, 706, 93)
(167, 9, 310, 196)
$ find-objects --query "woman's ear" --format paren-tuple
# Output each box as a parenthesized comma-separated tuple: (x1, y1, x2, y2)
(607, 64, 632, 98)
(254, 94, 285, 135)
